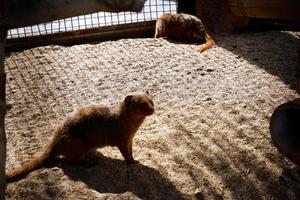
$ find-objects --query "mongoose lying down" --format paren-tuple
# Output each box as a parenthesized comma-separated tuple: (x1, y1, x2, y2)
(155, 13, 215, 53)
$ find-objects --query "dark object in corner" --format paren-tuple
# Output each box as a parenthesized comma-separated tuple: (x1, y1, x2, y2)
(270, 99, 300, 166)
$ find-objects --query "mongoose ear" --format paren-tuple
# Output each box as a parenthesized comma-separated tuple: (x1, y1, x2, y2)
(124, 95, 133, 106)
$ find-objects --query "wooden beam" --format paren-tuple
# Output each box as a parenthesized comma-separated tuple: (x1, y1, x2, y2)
(0, 0, 146, 29)
(0, 29, 7, 200)
(6, 21, 156, 51)
(297, 38, 300, 90)
(228, 0, 300, 21)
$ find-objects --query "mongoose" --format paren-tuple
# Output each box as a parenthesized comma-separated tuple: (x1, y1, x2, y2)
(155, 13, 215, 53)
(6, 93, 154, 182)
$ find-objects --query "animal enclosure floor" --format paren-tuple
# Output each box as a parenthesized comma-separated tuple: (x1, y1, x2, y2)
(4, 31, 300, 200)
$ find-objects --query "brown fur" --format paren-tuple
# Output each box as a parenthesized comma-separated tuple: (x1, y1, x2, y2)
(154, 13, 215, 53)
(6, 93, 154, 182)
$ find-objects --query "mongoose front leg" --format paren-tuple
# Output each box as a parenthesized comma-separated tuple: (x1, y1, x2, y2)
(128, 139, 138, 163)
(117, 143, 137, 164)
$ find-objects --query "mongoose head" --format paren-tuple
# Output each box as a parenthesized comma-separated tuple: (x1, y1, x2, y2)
(182, 15, 206, 43)
(189, 23, 206, 43)
(123, 93, 154, 117)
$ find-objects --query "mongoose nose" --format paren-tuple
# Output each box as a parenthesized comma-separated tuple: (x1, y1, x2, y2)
(146, 107, 154, 115)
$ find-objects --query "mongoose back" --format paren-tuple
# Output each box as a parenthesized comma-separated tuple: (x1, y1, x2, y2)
(6, 93, 154, 182)
(155, 13, 215, 53)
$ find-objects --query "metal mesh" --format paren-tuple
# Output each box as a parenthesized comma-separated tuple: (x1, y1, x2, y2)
(7, 0, 177, 39)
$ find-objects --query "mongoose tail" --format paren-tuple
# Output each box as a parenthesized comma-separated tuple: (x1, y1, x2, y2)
(196, 33, 215, 53)
(6, 146, 53, 182)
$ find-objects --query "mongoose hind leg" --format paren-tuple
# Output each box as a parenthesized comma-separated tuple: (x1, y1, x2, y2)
(60, 136, 90, 165)
(196, 33, 215, 53)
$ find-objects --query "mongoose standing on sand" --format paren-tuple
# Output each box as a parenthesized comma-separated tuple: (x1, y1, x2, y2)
(155, 13, 215, 53)
(6, 93, 154, 182)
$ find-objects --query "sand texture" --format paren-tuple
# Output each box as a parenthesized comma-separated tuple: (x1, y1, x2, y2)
(4, 31, 300, 199)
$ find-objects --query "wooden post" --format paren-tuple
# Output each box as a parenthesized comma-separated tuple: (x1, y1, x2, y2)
(0, 29, 7, 200)
(1, 0, 146, 29)
(195, 0, 249, 33)
(0, 1, 8, 199)
(297, 38, 300, 90)
(177, 0, 196, 15)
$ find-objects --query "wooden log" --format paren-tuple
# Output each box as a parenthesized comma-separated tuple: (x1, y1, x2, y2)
(6, 21, 156, 51)
(228, 0, 300, 21)
(0, 0, 146, 29)
(0, 29, 7, 200)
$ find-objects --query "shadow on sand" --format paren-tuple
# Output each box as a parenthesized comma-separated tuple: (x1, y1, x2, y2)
(173, 117, 300, 200)
(217, 31, 299, 92)
(60, 151, 186, 200)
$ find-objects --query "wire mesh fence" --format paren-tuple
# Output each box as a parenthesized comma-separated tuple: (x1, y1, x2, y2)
(7, 0, 177, 39)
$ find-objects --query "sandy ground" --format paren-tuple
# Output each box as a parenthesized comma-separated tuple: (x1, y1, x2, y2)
(4, 31, 300, 200)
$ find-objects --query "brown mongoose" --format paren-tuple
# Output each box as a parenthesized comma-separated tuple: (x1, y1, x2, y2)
(6, 93, 154, 182)
(155, 13, 215, 53)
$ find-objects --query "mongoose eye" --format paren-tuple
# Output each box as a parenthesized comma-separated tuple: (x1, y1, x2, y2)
(141, 102, 150, 109)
